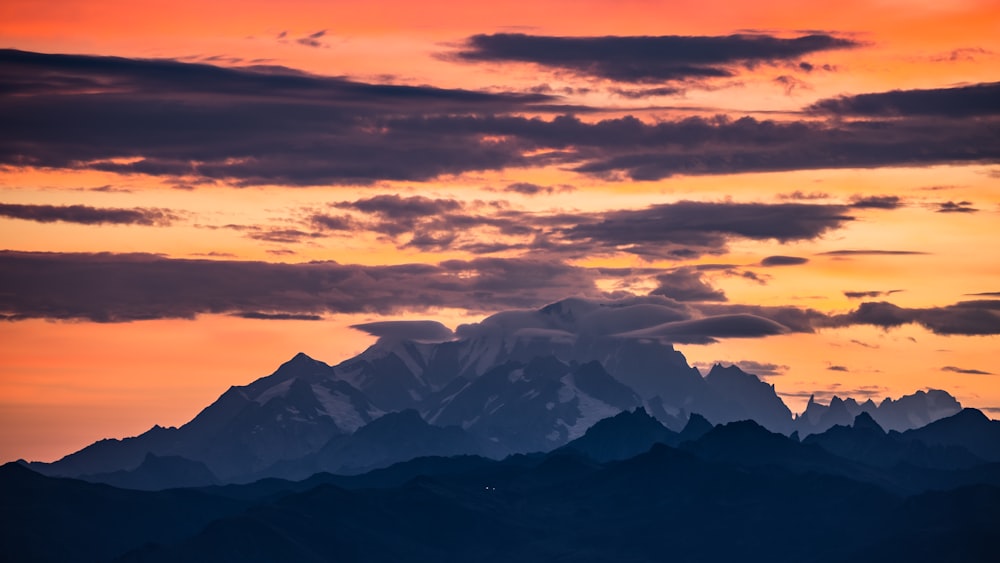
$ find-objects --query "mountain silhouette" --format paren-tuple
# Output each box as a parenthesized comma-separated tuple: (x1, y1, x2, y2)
(558, 407, 679, 461)
(26, 298, 970, 485)
(5, 400, 1000, 563)
(80, 452, 218, 490)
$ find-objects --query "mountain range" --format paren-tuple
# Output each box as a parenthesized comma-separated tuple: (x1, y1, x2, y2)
(28, 298, 969, 486)
(5, 406, 999, 562)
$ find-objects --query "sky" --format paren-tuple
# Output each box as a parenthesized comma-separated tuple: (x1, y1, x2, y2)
(1, 0, 999, 463)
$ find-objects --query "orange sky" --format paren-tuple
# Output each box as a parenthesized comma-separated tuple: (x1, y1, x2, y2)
(1, 0, 999, 462)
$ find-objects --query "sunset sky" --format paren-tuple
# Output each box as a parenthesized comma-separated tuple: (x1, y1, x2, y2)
(1, 0, 999, 463)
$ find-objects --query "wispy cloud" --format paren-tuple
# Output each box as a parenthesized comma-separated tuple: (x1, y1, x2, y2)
(942, 365, 993, 375)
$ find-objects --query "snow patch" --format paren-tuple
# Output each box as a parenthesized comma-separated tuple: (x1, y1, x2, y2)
(254, 379, 294, 405)
(392, 344, 428, 380)
(557, 384, 575, 403)
(311, 384, 366, 432)
(556, 373, 622, 440)
(565, 392, 621, 440)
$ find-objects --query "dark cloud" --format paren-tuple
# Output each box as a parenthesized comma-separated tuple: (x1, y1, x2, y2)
(827, 365, 849, 372)
(3, 50, 999, 185)
(773, 75, 810, 96)
(0, 251, 606, 322)
(843, 289, 903, 299)
(0, 49, 551, 186)
(0, 251, 838, 346)
(504, 182, 548, 195)
(825, 300, 1000, 336)
(350, 320, 454, 342)
(310, 213, 356, 231)
(315, 196, 855, 260)
(937, 200, 978, 213)
(454, 33, 858, 83)
(761, 255, 809, 266)
(941, 366, 993, 375)
(696, 303, 826, 333)
(502, 182, 573, 195)
(328, 194, 522, 248)
(235, 312, 324, 321)
(609, 86, 685, 99)
(849, 195, 902, 209)
(296, 30, 329, 48)
(966, 291, 1000, 297)
(649, 268, 727, 302)
(206, 224, 325, 245)
(0, 203, 177, 226)
(616, 314, 790, 344)
(335, 194, 463, 222)
(566, 113, 1000, 180)
(561, 201, 853, 259)
(779, 191, 830, 201)
(809, 81, 1000, 118)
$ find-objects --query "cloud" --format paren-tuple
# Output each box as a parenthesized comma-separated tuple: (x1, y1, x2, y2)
(0, 203, 177, 226)
(966, 291, 1000, 297)
(502, 182, 573, 195)
(843, 289, 903, 299)
(941, 365, 993, 375)
(773, 75, 811, 96)
(616, 314, 790, 344)
(343, 194, 466, 217)
(3, 50, 999, 185)
(310, 213, 356, 231)
(296, 30, 329, 48)
(235, 312, 324, 321)
(849, 195, 902, 209)
(761, 255, 809, 266)
(454, 33, 858, 83)
(13, 251, 989, 344)
(0, 254, 833, 347)
(0, 49, 551, 186)
(779, 191, 829, 201)
(825, 300, 1000, 336)
(556, 113, 1000, 181)
(455, 296, 799, 346)
(937, 201, 978, 213)
(827, 365, 849, 372)
(609, 86, 685, 99)
(0, 251, 607, 322)
(561, 201, 853, 259)
(820, 250, 927, 256)
(695, 303, 825, 333)
(809, 81, 1000, 118)
(313, 196, 856, 260)
(648, 268, 727, 302)
(350, 320, 455, 342)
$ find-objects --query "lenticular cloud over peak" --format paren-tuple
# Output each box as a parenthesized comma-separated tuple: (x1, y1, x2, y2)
(452, 296, 795, 345)
(350, 320, 455, 343)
